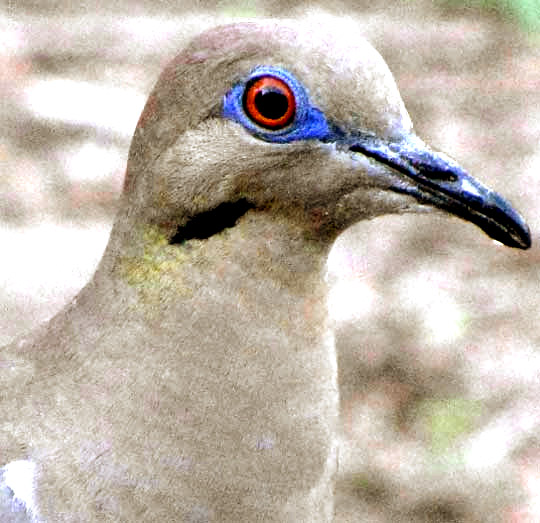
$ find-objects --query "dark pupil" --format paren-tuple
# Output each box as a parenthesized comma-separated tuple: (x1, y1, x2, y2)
(254, 89, 288, 120)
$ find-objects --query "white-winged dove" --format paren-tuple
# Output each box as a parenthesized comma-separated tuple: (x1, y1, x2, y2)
(0, 17, 530, 523)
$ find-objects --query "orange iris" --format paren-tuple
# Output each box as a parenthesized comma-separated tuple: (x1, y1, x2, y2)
(243, 76, 296, 130)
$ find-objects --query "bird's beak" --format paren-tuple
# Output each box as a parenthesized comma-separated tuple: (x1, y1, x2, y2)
(346, 133, 531, 249)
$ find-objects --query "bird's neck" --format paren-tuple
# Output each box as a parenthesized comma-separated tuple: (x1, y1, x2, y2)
(34, 210, 339, 521)
(99, 208, 333, 321)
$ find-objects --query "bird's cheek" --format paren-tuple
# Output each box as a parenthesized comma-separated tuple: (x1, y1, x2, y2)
(332, 184, 418, 228)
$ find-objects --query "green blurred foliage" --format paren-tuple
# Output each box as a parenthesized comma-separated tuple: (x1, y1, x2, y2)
(441, 0, 540, 31)
(218, 0, 260, 17)
(419, 398, 483, 455)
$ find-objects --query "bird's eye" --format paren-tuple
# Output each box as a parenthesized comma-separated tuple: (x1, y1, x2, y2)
(243, 75, 296, 130)
(223, 66, 332, 143)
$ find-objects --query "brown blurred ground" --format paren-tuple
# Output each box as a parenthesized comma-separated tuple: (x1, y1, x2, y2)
(1, 1, 540, 521)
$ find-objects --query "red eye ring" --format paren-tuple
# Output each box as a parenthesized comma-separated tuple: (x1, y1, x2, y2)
(243, 75, 296, 130)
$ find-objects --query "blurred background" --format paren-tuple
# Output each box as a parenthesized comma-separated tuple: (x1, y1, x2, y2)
(1, 1, 539, 521)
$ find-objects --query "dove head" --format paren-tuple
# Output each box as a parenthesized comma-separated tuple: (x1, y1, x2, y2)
(113, 18, 530, 252)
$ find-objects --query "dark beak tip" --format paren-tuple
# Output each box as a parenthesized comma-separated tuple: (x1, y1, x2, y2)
(482, 208, 531, 250)
(516, 225, 532, 250)
(492, 220, 531, 250)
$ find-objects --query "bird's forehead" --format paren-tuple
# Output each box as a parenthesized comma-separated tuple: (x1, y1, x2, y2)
(185, 19, 412, 139)
(277, 20, 412, 138)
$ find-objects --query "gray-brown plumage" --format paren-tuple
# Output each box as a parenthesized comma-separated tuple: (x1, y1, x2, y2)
(0, 17, 530, 522)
